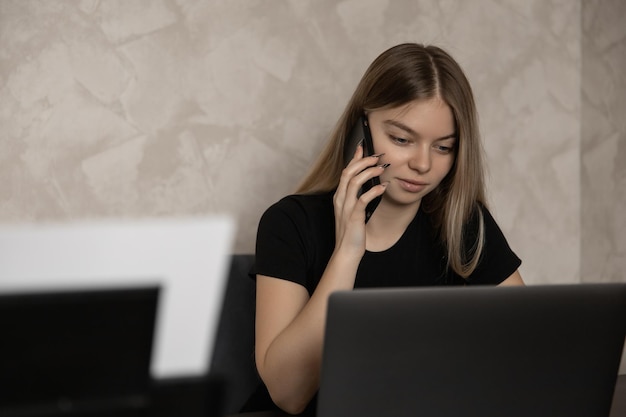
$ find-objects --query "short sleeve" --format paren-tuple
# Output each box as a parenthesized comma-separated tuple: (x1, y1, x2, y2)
(253, 197, 310, 288)
(466, 207, 522, 285)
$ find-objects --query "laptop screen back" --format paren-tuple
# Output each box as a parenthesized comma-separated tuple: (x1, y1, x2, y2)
(0, 286, 158, 415)
(318, 284, 626, 417)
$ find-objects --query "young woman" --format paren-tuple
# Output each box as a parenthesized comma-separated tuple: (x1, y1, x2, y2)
(244, 43, 524, 415)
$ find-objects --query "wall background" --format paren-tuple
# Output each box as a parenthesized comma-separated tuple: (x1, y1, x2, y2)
(0, 0, 624, 369)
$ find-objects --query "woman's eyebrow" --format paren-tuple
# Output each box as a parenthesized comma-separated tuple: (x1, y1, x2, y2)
(383, 120, 456, 141)
(384, 120, 415, 135)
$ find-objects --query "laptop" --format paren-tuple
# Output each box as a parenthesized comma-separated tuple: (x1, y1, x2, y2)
(0, 285, 159, 417)
(318, 284, 626, 417)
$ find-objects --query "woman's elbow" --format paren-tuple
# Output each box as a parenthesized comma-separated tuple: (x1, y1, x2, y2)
(268, 387, 312, 415)
(270, 392, 310, 415)
(262, 374, 314, 415)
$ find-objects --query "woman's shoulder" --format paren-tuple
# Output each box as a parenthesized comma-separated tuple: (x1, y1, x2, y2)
(278, 190, 334, 206)
(474, 202, 503, 232)
(263, 191, 335, 219)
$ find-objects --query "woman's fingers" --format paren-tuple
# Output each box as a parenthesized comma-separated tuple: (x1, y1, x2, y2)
(335, 145, 370, 209)
(347, 169, 388, 220)
(336, 162, 389, 224)
(332, 148, 389, 252)
(345, 163, 388, 200)
(337, 150, 384, 197)
(334, 144, 389, 236)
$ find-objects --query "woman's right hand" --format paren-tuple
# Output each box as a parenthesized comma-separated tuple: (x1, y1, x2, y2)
(333, 144, 388, 256)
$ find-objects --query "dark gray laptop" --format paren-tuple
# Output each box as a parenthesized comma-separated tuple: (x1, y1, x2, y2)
(318, 284, 626, 417)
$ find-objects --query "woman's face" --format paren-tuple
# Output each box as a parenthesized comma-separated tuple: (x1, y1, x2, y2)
(367, 97, 456, 210)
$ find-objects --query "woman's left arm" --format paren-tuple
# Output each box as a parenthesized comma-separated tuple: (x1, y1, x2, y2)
(498, 270, 525, 286)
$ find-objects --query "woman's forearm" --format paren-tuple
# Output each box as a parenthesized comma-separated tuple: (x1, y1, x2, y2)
(256, 249, 362, 414)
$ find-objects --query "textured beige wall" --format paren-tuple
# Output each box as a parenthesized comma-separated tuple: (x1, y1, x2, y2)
(581, 0, 626, 375)
(0, 0, 623, 293)
(582, 0, 626, 284)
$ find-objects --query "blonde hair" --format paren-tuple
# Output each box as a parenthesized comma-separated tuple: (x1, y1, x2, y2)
(296, 43, 487, 278)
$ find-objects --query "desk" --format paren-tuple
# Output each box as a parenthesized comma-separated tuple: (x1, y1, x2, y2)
(229, 374, 626, 417)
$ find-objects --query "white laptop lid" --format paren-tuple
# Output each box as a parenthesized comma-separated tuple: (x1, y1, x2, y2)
(0, 216, 235, 379)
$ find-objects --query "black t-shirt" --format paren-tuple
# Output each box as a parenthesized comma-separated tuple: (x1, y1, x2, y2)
(244, 191, 521, 413)
(254, 191, 521, 292)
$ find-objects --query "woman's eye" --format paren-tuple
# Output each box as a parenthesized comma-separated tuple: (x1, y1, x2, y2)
(434, 144, 454, 154)
(391, 136, 409, 145)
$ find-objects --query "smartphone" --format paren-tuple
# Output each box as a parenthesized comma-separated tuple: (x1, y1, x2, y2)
(343, 115, 382, 223)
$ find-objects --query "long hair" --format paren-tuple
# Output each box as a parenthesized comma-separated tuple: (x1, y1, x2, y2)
(296, 43, 487, 278)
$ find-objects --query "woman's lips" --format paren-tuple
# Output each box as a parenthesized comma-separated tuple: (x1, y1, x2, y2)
(397, 178, 429, 193)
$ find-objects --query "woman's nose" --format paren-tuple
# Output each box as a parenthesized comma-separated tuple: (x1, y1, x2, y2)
(408, 146, 431, 173)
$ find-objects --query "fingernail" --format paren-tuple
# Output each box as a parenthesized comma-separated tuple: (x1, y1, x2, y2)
(378, 163, 390, 169)
(371, 153, 385, 158)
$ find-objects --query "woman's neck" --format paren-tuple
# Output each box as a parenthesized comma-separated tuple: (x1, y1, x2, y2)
(365, 199, 421, 252)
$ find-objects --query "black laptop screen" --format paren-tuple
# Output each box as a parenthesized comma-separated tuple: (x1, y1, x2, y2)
(0, 285, 159, 411)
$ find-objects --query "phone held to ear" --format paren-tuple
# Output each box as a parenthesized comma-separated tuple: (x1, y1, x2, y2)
(343, 115, 382, 223)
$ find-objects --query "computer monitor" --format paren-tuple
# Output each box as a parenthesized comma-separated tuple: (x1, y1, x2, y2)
(0, 216, 235, 379)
